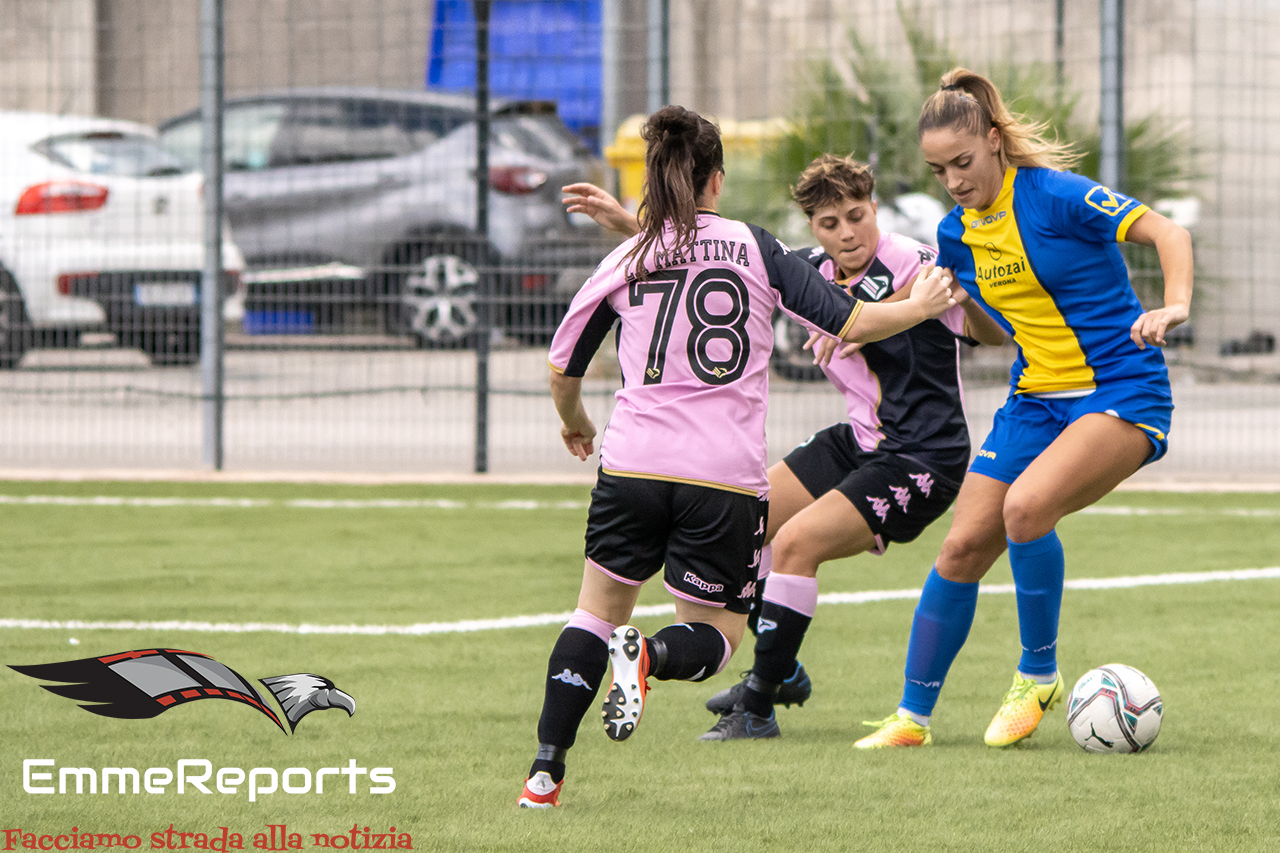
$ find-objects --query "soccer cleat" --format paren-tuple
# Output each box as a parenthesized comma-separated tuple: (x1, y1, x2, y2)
(983, 671, 1065, 747)
(698, 707, 781, 741)
(853, 713, 932, 749)
(517, 771, 562, 808)
(602, 625, 649, 741)
(704, 662, 813, 716)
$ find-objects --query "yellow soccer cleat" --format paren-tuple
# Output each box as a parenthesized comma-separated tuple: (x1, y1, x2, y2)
(984, 672, 1065, 747)
(854, 713, 932, 749)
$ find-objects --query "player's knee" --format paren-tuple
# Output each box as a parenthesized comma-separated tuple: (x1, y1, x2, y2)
(769, 523, 820, 578)
(937, 528, 1002, 581)
(1002, 488, 1058, 543)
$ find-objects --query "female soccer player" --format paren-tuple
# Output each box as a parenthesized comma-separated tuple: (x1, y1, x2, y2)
(519, 106, 956, 808)
(561, 155, 1006, 741)
(854, 68, 1192, 749)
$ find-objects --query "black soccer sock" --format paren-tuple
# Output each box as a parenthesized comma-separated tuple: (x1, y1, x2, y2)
(739, 672, 779, 718)
(645, 622, 727, 682)
(529, 745, 567, 785)
(752, 599, 813, 686)
(535, 626, 609, 752)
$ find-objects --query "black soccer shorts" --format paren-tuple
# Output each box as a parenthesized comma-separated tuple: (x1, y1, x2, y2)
(583, 469, 767, 614)
(784, 423, 965, 546)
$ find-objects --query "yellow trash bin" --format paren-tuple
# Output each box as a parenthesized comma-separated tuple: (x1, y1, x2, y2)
(604, 114, 648, 214)
(604, 114, 790, 214)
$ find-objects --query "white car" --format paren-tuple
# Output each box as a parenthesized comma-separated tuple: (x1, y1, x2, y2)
(0, 110, 244, 367)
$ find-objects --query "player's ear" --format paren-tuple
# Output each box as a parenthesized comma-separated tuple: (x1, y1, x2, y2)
(986, 126, 1001, 155)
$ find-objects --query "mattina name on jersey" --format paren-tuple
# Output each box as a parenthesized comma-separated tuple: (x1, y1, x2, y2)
(646, 238, 751, 273)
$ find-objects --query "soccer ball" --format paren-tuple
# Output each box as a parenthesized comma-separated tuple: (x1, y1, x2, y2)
(1066, 664, 1163, 754)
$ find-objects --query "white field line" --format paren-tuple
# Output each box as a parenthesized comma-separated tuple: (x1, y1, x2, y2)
(0, 494, 1278, 516)
(5, 567, 1278, 638)
(0, 495, 588, 510)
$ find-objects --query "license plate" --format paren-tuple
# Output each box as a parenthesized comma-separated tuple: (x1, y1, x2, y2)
(134, 281, 197, 307)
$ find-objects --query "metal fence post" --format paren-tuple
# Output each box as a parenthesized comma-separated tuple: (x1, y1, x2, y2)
(200, 0, 226, 470)
(647, 0, 670, 112)
(1099, 0, 1125, 191)
(474, 0, 491, 474)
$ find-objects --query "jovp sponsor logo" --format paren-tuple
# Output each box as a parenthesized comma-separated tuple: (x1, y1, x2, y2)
(969, 210, 1006, 228)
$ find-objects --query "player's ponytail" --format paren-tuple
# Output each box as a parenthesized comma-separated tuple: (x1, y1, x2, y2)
(622, 105, 724, 280)
(919, 67, 1081, 171)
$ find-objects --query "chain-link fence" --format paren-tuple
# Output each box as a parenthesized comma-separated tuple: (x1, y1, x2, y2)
(0, 0, 1276, 481)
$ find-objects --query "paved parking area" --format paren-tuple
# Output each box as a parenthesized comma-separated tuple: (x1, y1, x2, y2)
(0, 344, 1276, 483)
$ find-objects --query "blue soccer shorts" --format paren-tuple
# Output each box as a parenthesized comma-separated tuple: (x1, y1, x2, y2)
(969, 380, 1173, 484)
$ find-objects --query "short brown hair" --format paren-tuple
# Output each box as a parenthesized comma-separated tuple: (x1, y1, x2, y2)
(791, 154, 875, 218)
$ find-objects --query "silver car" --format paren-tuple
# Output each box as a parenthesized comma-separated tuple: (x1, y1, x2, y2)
(158, 87, 614, 345)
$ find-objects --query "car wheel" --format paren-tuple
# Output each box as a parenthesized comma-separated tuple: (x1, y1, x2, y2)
(0, 266, 31, 370)
(381, 235, 494, 348)
(770, 311, 826, 382)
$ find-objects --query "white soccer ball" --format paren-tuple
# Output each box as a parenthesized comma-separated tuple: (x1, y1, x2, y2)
(1067, 664, 1163, 753)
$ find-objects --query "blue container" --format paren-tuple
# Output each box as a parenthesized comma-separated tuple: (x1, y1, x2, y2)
(242, 310, 315, 335)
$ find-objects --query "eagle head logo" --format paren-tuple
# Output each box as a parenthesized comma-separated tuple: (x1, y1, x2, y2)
(10, 648, 356, 736)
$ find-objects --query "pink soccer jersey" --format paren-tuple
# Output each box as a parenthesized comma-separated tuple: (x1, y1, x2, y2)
(793, 231, 971, 470)
(549, 213, 862, 496)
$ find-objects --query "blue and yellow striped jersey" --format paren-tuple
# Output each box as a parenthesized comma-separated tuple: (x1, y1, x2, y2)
(937, 167, 1168, 395)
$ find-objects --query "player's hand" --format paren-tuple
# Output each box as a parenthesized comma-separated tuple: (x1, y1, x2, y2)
(562, 183, 640, 236)
(1130, 303, 1190, 349)
(560, 417, 597, 461)
(803, 330, 836, 367)
(908, 265, 958, 319)
(806, 331, 863, 361)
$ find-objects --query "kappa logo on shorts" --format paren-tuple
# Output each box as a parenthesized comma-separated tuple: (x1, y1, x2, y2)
(892, 485, 912, 513)
(551, 669, 593, 690)
(909, 472, 934, 498)
(683, 572, 725, 594)
(866, 495, 891, 523)
(739, 581, 757, 600)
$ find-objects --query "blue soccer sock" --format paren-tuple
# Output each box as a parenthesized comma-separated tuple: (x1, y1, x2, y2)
(1008, 530, 1065, 677)
(900, 567, 980, 717)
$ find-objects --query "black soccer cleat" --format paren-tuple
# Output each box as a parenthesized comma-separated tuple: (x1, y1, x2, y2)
(704, 662, 812, 716)
(698, 707, 781, 741)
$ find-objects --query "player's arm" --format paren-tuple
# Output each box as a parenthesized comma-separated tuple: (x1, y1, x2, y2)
(954, 286, 1008, 345)
(562, 183, 640, 237)
(1123, 209, 1193, 349)
(549, 370, 596, 461)
(837, 265, 957, 343)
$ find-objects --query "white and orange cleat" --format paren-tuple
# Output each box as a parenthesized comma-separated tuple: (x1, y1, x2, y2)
(602, 625, 649, 741)
(517, 771, 562, 808)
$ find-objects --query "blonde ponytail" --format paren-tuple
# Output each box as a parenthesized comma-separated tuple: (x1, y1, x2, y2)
(918, 67, 1081, 171)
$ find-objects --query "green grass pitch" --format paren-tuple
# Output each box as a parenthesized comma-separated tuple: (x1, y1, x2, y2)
(1, 481, 1278, 852)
